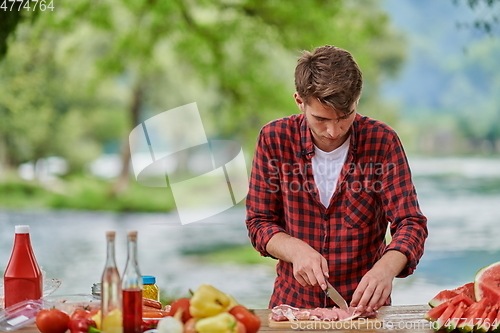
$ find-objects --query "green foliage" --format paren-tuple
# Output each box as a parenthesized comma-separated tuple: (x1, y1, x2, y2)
(0, 26, 128, 171)
(48, 174, 176, 212)
(0, 179, 49, 208)
(33, 0, 405, 146)
(393, 34, 500, 155)
(0, 174, 176, 212)
(1, 0, 408, 211)
(190, 244, 276, 266)
(453, 0, 500, 34)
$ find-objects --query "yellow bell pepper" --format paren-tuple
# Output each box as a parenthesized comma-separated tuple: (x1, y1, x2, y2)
(194, 312, 237, 333)
(226, 293, 239, 311)
(189, 284, 231, 318)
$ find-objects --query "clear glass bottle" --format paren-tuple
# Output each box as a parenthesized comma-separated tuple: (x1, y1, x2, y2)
(101, 231, 123, 333)
(122, 231, 142, 333)
(3, 225, 43, 308)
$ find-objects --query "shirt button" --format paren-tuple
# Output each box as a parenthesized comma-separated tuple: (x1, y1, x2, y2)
(324, 214, 329, 221)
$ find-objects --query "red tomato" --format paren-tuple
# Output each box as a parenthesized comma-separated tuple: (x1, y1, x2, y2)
(183, 318, 197, 333)
(236, 319, 247, 333)
(142, 318, 161, 331)
(88, 309, 99, 318)
(36, 309, 70, 333)
(169, 297, 192, 323)
(70, 309, 91, 320)
(229, 305, 261, 333)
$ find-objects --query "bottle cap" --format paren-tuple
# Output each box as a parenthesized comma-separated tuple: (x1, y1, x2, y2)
(106, 231, 115, 241)
(127, 230, 138, 241)
(15, 225, 30, 234)
(142, 275, 156, 284)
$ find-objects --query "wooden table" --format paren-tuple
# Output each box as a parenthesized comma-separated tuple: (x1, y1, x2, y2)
(16, 305, 434, 333)
(255, 304, 434, 332)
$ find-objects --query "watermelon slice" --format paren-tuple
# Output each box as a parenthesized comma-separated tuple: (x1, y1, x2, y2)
(475, 261, 500, 303)
(445, 302, 468, 332)
(425, 294, 474, 322)
(433, 301, 459, 331)
(475, 304, 492, 332)
(457, 298, 490, 333)
(429, 282, 475, 307)
(492, 304, 500, 332)
(477, 304, 498, 333)
(425, 299, 452, 321)
(456, 282, 475, 301)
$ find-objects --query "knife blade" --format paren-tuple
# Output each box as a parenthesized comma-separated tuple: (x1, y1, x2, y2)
(324, 281, 348, 309)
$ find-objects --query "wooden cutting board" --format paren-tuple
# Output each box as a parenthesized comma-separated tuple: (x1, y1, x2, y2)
(268, 314, 384, 330)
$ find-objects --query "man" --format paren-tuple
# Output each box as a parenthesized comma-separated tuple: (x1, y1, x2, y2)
(245, 45, 428, 312)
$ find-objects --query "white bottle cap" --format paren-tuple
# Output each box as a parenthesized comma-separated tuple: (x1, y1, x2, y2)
(15, 225, 30, 233)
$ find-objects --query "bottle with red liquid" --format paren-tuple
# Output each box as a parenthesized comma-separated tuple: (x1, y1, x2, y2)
(121, 231, 142, 333)
(3, 225, 43, 308)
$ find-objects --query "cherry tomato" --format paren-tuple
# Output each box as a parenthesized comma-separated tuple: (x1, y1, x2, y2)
(229, 305, 261, 333)
(36, 309, 70, 333)
(169, 297, 192, 323)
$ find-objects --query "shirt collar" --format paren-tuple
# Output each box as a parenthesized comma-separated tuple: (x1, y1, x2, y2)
(298, 113, 360, 160)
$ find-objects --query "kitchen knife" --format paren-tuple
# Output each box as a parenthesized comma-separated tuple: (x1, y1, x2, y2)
(324, 281, 348, 309)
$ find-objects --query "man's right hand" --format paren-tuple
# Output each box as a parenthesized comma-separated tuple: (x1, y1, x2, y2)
(266, 232, 329, 289)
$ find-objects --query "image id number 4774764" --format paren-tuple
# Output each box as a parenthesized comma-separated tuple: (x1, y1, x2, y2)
(1, 0, 54, 11)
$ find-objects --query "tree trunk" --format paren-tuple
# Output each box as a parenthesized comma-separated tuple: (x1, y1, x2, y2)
(0, 137, 14, 180)
(110, 83, 142, 196)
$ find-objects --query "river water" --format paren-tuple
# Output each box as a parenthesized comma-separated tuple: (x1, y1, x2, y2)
(1, 156, 500, 308)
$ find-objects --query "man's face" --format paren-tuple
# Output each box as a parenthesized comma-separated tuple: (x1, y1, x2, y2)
(294, 93, 357, 152)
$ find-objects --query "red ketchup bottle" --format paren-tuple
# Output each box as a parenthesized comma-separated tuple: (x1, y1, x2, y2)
(3, 225, 43, 308)
(121, 231, 142, 333)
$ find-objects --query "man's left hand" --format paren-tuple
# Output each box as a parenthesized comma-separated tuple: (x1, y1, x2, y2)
(349, 250, 407, 312)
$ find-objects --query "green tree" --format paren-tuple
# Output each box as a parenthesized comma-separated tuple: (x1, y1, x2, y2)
(453, 0, 500, 34)
(2, 0, 406, 191)
(0, 25, 126, 174)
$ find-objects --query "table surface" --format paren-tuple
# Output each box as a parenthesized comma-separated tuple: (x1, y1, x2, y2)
(16, 304, 434, 333)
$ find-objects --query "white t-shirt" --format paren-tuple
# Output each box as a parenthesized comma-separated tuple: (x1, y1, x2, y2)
(312, 138, 350, 208)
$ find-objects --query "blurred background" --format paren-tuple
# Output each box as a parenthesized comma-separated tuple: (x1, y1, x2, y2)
(1, 0, 500, 308)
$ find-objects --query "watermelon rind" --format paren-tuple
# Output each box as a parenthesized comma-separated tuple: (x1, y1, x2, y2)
(428, 282, 475, 308)
(492, 307, 500, 333)
(425, 300, 451, 321)
(457, 318, 474, 333)
(477, 305, 498, 333)
(429, 290, 458, 308)
(475, 263, 490, 301)
(474, 261, 500, 302)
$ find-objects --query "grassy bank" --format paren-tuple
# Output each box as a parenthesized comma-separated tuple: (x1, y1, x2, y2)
(183, 243, 277, 266)
(0, 174, 176, 212)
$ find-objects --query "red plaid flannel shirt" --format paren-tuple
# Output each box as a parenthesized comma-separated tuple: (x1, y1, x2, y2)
(245, 113, 428, 309)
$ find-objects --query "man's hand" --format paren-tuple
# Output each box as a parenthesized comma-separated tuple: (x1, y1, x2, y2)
(290, 241, 329, 289)
(266, 232, 329, 289)
(350, 250, 407, 312)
